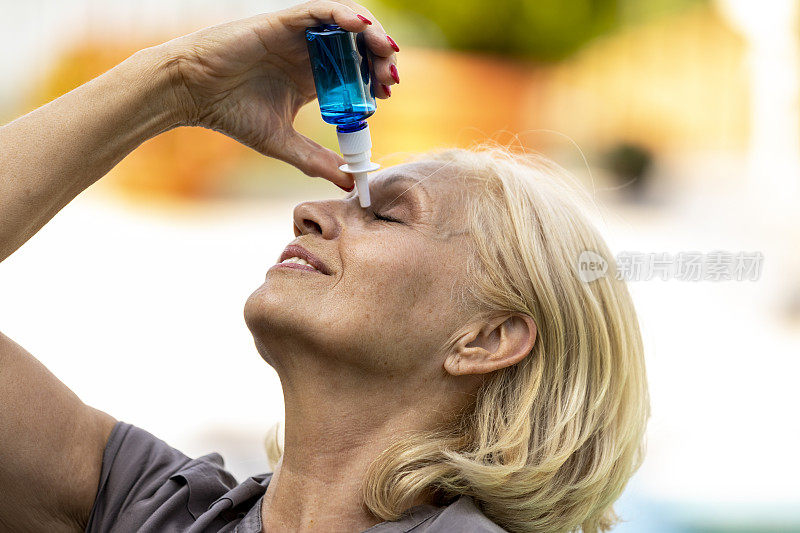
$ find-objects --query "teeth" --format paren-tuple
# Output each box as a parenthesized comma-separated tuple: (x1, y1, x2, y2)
(280, 256, 317, 270)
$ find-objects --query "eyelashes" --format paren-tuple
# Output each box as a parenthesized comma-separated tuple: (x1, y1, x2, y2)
(372, 210, 402, 223)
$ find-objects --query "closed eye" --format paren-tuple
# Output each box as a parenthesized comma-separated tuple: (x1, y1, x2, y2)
(372, 210, 402, 223)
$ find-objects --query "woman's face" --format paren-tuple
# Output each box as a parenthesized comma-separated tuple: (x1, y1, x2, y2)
(244, 160, 477, 382)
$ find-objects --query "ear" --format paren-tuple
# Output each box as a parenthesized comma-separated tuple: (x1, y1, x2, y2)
(444, 314, 537, 376)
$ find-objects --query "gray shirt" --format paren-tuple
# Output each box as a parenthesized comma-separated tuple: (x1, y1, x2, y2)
(86, 421, 507, 532)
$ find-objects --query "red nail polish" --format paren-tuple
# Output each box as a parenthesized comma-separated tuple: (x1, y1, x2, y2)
(386, 35, 400, 52)
(390, 64, 400, 84)
(382, 84, 391, 96)
(356, 14, 372, 25)
(339, 183, 355, 192)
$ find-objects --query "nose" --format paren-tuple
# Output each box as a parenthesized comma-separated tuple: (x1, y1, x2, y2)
(292, 201, 340, 239)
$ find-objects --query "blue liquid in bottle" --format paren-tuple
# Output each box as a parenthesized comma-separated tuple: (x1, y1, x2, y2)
(305, 24, 376, 126)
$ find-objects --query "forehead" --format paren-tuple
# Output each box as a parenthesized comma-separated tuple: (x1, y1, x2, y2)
(350, 160, 472, 234)
(368, 160, 469, 210)
(371, 160, 456, 189)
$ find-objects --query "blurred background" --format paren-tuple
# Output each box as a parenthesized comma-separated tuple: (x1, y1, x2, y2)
(1, 0, 799, 531)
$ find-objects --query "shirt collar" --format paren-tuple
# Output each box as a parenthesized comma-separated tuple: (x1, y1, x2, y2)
(232, 472, 452, 533)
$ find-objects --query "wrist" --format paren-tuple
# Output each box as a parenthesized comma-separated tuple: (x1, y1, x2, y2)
(120, 45, 191, 131)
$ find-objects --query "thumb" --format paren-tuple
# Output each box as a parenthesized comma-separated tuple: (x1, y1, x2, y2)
(277, 130, 354, 190)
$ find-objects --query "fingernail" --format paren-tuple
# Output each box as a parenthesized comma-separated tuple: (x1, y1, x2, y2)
(381, 84, 391, 97)
(339, 183, 355, 192)
(390, 64, 400, 84)
(356, 14, 372, 25)
(386, 35, 400, 52)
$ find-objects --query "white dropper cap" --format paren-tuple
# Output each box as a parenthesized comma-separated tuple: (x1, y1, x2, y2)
(336, 123, 380, 208)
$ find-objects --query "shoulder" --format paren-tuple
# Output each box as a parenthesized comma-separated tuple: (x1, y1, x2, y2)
(87, 421, 266, 533)
(424, 495, 507, 532)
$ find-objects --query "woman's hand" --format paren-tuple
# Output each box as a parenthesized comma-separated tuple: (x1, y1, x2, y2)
(158, 0, 400, 189)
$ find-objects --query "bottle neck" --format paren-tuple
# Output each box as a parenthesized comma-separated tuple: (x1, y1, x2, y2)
(336, 120, 368, 134)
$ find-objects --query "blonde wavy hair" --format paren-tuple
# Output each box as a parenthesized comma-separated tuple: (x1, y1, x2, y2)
(265, 145, 650, 532)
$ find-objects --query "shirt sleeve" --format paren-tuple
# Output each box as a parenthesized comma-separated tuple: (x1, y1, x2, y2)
(85, 421, 238, 533)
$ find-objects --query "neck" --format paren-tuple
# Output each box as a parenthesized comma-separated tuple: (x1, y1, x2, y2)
(259, 365, 451, 532)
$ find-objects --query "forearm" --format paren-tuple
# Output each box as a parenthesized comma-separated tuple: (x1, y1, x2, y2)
(0, 45, 182, 263)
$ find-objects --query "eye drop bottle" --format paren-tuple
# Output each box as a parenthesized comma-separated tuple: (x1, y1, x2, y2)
(305, 23, 380, 207)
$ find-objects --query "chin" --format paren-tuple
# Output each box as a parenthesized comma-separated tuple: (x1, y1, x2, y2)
(244, 282, 328, 346)
(244, 284, 378, 370)
(244, 282, 287, 337)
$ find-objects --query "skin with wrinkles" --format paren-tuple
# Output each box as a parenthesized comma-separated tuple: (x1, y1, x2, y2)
(243, 161, 509, 532)
(0, 1, 536, 530)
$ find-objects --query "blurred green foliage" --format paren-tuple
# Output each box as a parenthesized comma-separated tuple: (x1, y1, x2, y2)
(377, 0, 707, 60)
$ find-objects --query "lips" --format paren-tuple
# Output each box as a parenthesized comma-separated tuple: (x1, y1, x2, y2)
(278, 244, 331, 275)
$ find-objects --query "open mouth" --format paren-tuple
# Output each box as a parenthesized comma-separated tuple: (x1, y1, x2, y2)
(273, 243, 331, 275)
(273, 256, 323, 273)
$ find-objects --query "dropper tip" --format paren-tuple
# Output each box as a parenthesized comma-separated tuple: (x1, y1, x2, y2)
(354, 172, 371, 207)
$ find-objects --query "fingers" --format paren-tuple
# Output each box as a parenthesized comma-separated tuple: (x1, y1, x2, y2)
(296, 0, 400, 58)
(360, 23, 399, 59)
(292, 1, 401, 98)
(372, 56, 399, 96)
(376, 83, 391, 99)
(332, 0, 401, 97)
(283, 0, 372, 33)
(276, 129, 355, 190)
(361, 25, 399, 99)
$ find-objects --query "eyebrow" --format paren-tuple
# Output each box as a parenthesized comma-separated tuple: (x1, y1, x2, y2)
(344, 174, 427, 206)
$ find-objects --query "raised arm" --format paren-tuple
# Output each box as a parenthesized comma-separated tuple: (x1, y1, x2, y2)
(0, 331, 117, 531)
(0, 47, 179, 264)
(0, 2, 398, 530)
(0, 0, 401, 264)
(0, 38, 179, 533)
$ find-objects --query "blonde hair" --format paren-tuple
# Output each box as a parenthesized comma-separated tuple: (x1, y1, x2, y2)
(266, 145, 650, 532)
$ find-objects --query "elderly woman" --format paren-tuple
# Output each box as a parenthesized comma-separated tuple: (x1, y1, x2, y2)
(0, 1, 649, 532)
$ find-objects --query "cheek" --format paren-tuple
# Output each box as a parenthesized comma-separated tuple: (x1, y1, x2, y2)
(330, 241, 458, 354)
(342, 238, 434, 313)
